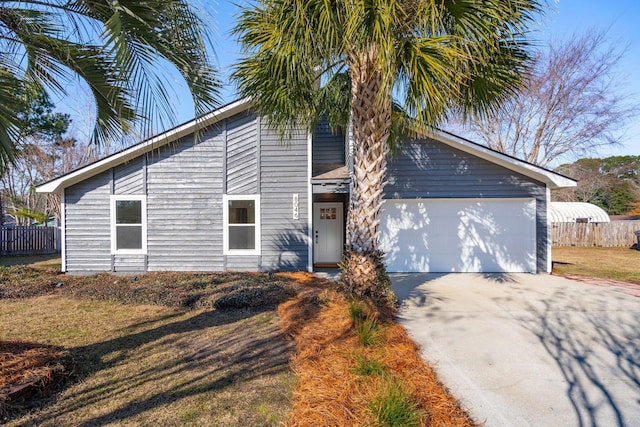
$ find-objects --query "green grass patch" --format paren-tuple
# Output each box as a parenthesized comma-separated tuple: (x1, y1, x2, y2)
(348, 300, 368, 323)
(553, 247, 640, 284)
(0, 255, 61, 269)
(348, 300, 382, 346)
(369, 380, 423, 427)
(350, 353, 386, 376)
(355, 316, 381, 347)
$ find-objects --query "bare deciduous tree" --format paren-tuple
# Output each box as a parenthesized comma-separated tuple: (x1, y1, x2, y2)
(1, 138, 98, 225)
(459, 30, 638, 167)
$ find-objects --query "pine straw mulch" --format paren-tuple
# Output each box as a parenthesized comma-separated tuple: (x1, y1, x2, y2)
(0, 341, 72, 418)
(277, 272, 478, 426)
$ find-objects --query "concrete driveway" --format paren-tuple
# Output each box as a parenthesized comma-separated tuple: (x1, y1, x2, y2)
(391, 273, 640, 427)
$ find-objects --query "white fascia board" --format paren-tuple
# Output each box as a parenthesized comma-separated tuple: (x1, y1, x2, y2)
(307, 130, 313, 272)
(431, 130, 577, 190)
(36, 98, 253, 194)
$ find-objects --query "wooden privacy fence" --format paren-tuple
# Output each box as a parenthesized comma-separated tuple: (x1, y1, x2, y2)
(0, 226, 59, 255)
(551, 221, 640, 247)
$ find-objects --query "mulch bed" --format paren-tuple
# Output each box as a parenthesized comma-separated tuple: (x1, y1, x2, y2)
(0, 341, 72, 419)
(277, 273, 477, 426)
(0, 266, 297, 309)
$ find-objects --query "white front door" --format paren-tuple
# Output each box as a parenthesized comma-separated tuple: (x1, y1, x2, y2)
(313, 202, 344, 264)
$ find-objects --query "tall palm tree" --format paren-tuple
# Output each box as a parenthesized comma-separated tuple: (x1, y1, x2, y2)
(233, 0, 543, 303)
(0, 0, 220, 169)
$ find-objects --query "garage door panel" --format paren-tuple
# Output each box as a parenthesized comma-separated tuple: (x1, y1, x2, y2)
(380, 199, 536, 273)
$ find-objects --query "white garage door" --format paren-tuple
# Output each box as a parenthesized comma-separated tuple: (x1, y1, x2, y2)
(380, 198, 537, 273)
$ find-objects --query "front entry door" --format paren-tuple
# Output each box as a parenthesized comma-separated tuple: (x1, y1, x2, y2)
(313, 202, 344, 265)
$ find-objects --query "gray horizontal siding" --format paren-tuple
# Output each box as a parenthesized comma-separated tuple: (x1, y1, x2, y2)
(386, 140, 544, 198)
(226, 113, 258, 195)
(114, 255, 145, 273)
(146, 126, 225, 272)
(114, 157, 144, 195)
(259, 124, 309, 271)
(65, 173, 111, 273)
(385, 138, 548, 272)
(312, 182, 349, 194)
(312, 118, 345, 165)
(225, 256, 260, 272)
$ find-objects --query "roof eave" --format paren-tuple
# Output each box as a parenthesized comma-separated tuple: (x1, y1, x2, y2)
(310, 178, 351, 185)
(36, 98, 253, 194)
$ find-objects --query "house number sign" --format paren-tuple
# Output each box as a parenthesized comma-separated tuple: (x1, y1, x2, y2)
(292, 194, 299, 220)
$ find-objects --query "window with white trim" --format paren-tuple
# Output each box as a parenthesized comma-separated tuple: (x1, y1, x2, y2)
(223, 195, 260, 255)
(110, 195, 147, 254)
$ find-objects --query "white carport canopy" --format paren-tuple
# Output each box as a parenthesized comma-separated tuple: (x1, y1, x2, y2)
(549, 202, 610, 223)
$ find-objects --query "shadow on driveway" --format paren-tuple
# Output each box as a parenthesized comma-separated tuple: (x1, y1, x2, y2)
(517, 290, 640, 427)
(392, 273, 640, 427)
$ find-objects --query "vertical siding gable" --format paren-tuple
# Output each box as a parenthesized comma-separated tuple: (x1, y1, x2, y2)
(63, 109, 311, 274)
(226, 113, 258, 194)
(145, 125, 225, 271)
(260, 123, 309, 271)
(312, 117, 345, 165)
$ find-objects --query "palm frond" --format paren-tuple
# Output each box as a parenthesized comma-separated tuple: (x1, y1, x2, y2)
(0, 0, 220, 163)
(315, 71, 351, 132)
(0, 69, 21, 169)
(233, 0, 546, 138)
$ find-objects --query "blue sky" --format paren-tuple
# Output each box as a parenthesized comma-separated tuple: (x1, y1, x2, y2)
(62, 0, 640, 158)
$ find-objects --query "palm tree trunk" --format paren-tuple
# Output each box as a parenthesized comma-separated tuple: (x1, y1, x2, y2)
(340, 46, 394, 304)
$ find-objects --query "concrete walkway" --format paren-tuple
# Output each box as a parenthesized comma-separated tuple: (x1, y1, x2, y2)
(391, 273, 640, 427)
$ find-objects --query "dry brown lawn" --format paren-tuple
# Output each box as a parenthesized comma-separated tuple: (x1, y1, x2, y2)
(1, 295, 293, 426)
(553, 246, 640, 284)
(0, 255, 61, 269)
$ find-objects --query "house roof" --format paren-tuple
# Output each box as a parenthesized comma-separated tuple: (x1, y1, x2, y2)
(312, 164, 349, 181)
(36, 98, 254, 194)
(36, 98, 576, 194)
